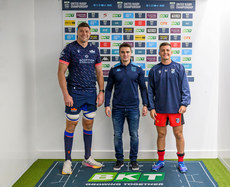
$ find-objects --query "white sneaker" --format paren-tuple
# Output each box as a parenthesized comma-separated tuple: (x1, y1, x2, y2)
(62, 160, 72, 174)
(82, 156, 104, 168)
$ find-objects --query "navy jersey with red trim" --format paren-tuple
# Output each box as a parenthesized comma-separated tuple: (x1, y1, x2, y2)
(105, 61, 148, 109)
(59, 41, 101, 93)
(148, 61, 191, 113)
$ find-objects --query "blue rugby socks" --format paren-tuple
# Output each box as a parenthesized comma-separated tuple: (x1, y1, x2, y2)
(64, 131, 74, 161)
(83, 129, 92, 160)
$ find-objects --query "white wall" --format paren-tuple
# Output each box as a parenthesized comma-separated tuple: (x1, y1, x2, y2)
(35, 0, 219, 160)
(0, 0, 36, 186)
(218, 0, 230, 172)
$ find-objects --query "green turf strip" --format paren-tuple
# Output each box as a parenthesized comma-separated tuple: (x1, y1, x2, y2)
(13, 159, 230, 187)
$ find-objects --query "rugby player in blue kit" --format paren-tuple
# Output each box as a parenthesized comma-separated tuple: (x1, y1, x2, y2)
(148, 42, 191, 173)
(58, 22, 104, 174)
(105, 43, 148, 171)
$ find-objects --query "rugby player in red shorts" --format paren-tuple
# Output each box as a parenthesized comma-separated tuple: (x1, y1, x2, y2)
(148, 42, 191, 173)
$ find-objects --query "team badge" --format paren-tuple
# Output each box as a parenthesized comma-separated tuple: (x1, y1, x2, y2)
(117, 68, 121, 72)
(158, 70, 161, 74)
(165, 69, 168, 72)
(131, 67, 136, 72)
(85, 55, 89, 58)
(71, 108, 78, 112)
(171, 69, 175, 74)
(77, 50, 80, 53)
(176, 118, 180, 123)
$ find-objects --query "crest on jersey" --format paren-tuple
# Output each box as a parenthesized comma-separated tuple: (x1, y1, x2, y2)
(117, 68, 121, 72)
(171, 69, 175, 74)
(158, 70, 161, 74)
(77, 50, 80, 53)
(85, 55, 89, 58)
(176, 118, 180, 123)
(131, 67, 136, 72)
(165, 69, 168, 72)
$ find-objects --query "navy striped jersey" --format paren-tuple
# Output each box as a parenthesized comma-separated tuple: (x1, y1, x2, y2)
(105, 61, 148, 109)
(59, 41, 101, 94)
(148, 61, 191, 113)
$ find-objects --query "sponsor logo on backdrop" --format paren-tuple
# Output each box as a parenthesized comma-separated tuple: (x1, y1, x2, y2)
(90, 28, 98, 32)
(88, 13, 99, 18)
(159, 35, 169, 41)
(76, 13, 87, 18)
(123, 13, 134, 18)
(172, 21, 180, 26)
(100, 42, 111, 47)
(171, 13, 181, 19)
(172, 50, 180, 54)
(65, 13, 74, 17)
(147, 36, 157, 40)
(135, 21, 145, 26)
(171, 35, 181, 41)
(147, 28, 157, 33)
(160, 14, 168, 18)
(135, 42, 145, 48)
(123, 35, 134, 40)
(112, 28, 122, 33)
(183, 57, 192, 61)
(100, 28, 111, 33)
(147, 13, 157, 19)
(171, 28, 181, 33)
(135, 35, 146, 40)
(90, 35, 99, 40)
(112, 14, 121, 18)
(124, 21, 134, 25)
(124, 28, 134, 33)
(101, 35, 110, 40)
(100, 20, 110, 26)
(64, 20, 75, 26)
(136, 57, 145, 61)
(147, 21, 157, 26)
(101, 56, 111, 62)
(183, 29, 192, 33)
(102, 64, 110, 68)
(147, 49, 157, 55)
(135, 13, 145, 18)
(146, 56, 157, 62)
(160, 22, 168, 25)
(136, 28, 145, 33)
(159, 28, 169, 33)
(112, 43, 122, 47)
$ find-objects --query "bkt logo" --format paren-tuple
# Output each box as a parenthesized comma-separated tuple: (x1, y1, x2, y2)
(88, 172, 165, 182)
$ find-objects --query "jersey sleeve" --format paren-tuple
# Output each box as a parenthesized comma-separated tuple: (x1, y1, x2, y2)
(138, 68, 148, 106)
(59, 44, 71, 66)
(148, 68, 156, 110)
(180, 65, 191, 107)
(105, 68, 114, 107)
(95, 47, 102, 66)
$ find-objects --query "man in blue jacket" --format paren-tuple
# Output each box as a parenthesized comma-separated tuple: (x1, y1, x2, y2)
(148, 42, 191, 173)
(105, 43, 148, 171)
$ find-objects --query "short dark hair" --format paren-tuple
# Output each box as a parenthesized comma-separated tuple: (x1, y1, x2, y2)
(77, 22, 90, 30)
(119, 43, 132, 52)
(159, 42, 171, 49)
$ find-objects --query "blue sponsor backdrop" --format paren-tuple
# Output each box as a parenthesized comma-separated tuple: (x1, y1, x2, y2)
(62, 0, 195, 82)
